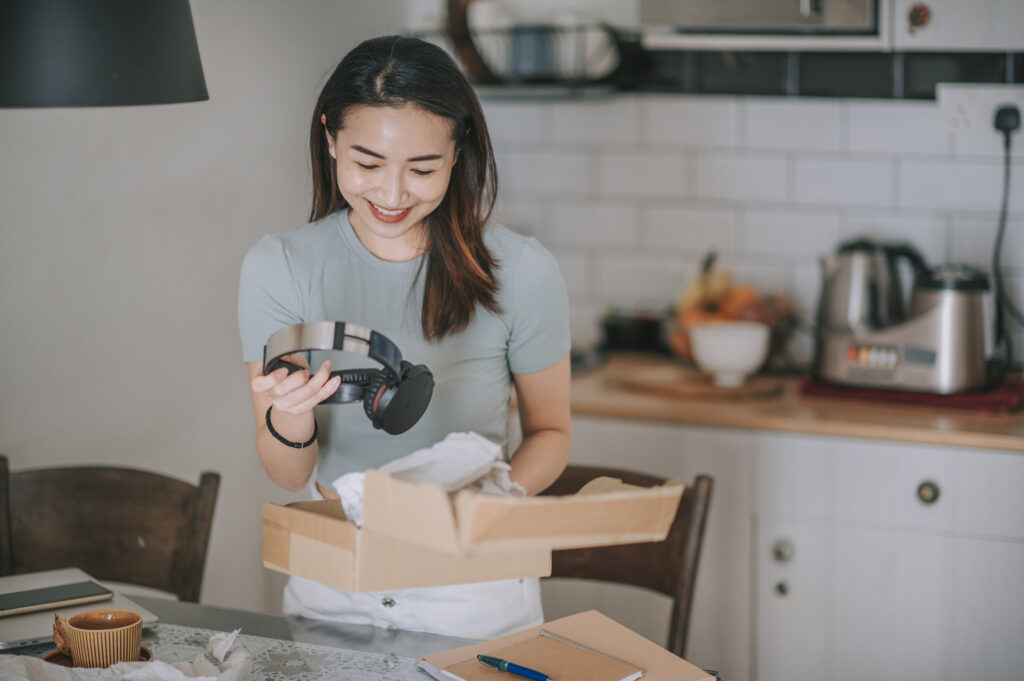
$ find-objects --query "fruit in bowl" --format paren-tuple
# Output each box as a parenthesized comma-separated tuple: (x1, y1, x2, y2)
(689, 321, 771, 387)
(667, 252, 793, 366)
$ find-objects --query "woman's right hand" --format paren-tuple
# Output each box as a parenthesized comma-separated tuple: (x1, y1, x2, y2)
(246, 355, 338, 491)
(250, 353, 342, 417)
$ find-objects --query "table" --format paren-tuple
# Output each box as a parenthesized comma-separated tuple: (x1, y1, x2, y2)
(7, 594, 479, 680)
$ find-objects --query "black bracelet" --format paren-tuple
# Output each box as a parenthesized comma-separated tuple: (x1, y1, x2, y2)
(265, 405, 318, 449)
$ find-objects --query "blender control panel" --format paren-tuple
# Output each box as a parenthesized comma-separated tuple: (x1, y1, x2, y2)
(846, 344, 899, 369)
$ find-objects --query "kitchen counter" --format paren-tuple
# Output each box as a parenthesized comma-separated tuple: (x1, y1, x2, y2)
(571, 353, 1024, 453)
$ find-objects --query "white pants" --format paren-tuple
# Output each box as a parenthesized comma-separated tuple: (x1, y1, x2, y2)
(283, 574, 543, 640)
(282, 477, 545, 640)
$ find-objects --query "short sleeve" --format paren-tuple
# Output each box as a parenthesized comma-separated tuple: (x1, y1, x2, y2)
(504, 237, 571, 375)
(237, 234, 304, 363)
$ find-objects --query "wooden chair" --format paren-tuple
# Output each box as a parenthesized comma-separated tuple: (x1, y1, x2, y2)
(0, 455, 219, 602)
(540, 465, 714, 658)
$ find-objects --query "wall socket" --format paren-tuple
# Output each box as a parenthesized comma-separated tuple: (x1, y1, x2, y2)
(937, 83, 1024, 136)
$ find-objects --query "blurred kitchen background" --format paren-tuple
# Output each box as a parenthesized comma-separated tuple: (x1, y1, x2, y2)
(2, 1, 1023, 679)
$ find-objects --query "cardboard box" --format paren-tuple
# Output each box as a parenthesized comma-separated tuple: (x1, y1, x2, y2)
(263, 470, 683, 592)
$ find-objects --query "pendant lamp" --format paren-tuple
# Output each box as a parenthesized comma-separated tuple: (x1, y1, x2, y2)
(0, 0, 208, 107)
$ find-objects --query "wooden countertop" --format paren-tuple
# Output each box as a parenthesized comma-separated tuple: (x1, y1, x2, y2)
(570, 354, 1024, 453)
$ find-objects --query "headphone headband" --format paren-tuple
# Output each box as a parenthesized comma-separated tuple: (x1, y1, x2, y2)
(263, 321, 403, 376)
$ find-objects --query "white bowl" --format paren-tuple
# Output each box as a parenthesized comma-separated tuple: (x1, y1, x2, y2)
(689, 321, 770, 388)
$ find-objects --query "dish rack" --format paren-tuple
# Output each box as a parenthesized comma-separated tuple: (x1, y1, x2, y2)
(438, 1, 623, 86)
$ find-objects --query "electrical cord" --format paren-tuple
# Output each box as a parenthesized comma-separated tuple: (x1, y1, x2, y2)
(990, 105, 1022, 376)
(993, 105, 1023, 328)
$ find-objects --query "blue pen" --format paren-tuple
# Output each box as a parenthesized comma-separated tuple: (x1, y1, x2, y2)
(477, 654, 550, 681)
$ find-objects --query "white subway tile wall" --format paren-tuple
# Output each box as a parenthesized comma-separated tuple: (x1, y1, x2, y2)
(640, 95, 740, 149)
(846, 100, 952, 156)
(483, 95, 1024, 361)
(549, 201, 636, 248)
(695, 153, 788, 202)
(743, 210, 842, 258)
(596, 151, 690, 198)
(549, 98, 639, 146)
(745, 99, 842, 152)
(642, 205, 739, 254)
(793, 159, 896, 208)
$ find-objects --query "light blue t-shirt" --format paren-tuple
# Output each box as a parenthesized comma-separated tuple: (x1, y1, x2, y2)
(237, 210, 570, 486)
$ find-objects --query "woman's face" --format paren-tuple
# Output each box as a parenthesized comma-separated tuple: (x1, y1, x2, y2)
(326, 103, 458, 262)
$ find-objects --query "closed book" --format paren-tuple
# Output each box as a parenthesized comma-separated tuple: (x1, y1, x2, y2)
(418, 610, 715, 681)
(438, 629, 642, 681)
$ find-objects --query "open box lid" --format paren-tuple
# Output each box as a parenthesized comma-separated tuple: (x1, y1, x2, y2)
(362, 470, 684, 556)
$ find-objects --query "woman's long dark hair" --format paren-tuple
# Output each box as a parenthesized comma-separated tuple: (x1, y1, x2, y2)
(310, 36, 500, 341)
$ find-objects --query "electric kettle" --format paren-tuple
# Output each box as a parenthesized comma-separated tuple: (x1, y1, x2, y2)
(817, 238, 927, 334)
(814, 238, 995, 394)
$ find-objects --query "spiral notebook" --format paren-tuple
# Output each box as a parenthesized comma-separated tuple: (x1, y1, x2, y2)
(436, 629, 643, 681)
(418, 610, 715, 681)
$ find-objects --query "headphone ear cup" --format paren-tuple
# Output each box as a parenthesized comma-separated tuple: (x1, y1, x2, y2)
(363, 369, 395, 429)
(337, 369, 378, 386)
(324, 368, 377, 404)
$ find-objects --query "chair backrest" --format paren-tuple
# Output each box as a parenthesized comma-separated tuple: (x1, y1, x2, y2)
(540, 465, 713, 658)
(0, 455, 219, 602)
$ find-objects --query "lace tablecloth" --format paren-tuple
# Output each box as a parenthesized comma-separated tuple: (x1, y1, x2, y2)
(13, 622, 430, 681)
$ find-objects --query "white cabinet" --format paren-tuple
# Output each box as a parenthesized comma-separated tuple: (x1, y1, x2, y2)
(754, 434, 958, 680)
(639, 0, 1024, 51)
(756, 434, 1024, 681)
(948, 449, 1024, 680)
(951, 539, 1024, 679)
(755, 519, 829, 681)
(559, 417, 1024, 681)
(892, 0, 1024, 51)
(543, 416, 754, 681)
(829, 527, 953, 680)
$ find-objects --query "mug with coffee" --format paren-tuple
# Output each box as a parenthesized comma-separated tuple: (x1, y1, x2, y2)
(54, 609, 143, 667)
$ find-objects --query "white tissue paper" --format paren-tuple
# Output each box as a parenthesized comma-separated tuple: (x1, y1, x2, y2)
(331, 431, 526, 526)
(0, 629, 250, 681)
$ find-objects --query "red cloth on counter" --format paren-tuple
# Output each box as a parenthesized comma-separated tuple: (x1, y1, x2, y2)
(798, 376, 1024, 413)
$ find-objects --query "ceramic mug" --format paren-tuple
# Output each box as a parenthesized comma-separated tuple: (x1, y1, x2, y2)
(54, 609, 142, 667)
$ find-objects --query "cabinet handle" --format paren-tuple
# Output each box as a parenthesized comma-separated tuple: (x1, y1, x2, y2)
(917, 480, 940, 505)
(908, 3, 932, 32)
(771, 538, 795, 563)
(775, 581, 789, 597)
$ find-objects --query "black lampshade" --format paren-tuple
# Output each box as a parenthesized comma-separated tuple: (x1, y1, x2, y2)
(0, 0, 208, 107)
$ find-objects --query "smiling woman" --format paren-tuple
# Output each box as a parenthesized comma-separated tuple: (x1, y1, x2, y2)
(236, 35, 572, 640)
(326, 104, 457, 262)
(308, 36, 503, 340)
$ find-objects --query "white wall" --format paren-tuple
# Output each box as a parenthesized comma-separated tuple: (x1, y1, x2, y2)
(0, 1, 405, 612)
(482, 93, 1024, 361)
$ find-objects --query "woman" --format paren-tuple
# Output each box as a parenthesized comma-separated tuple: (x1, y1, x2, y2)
(237, 36, 571, 638)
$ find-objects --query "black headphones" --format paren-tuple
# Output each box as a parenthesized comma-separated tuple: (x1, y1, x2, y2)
(263, 321, 434, 435)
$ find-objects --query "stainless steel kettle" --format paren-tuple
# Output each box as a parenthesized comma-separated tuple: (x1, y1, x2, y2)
(817, 238, 927, 334)
(815, 239, 995, 393)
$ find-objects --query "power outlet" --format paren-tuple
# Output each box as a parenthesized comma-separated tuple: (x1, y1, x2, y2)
(937, 83, 1024, 135)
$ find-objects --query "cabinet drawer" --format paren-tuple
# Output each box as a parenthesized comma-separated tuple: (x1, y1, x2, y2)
(756, 433, 955, 531)
(830, 438, 954, 531)
(754, 432, 829, 521)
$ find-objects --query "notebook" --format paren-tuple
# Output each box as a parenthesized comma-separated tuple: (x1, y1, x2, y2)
(437, 629, 643, 681)
(0, 568, 159, 649)
(419, 610, 716, 681)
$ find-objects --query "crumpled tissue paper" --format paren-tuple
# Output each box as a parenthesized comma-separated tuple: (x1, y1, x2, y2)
(0, 629, 250, 681)
(331, 431, 526, 526)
